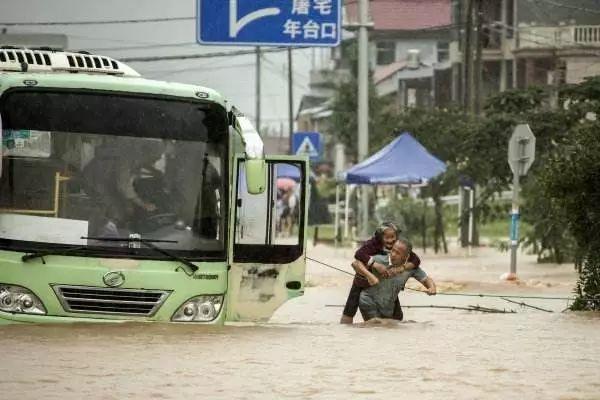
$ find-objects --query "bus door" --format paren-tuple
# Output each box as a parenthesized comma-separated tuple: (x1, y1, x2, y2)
(228, 156, 308, 321)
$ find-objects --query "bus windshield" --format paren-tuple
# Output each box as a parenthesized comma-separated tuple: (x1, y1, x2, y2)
(0, 89, 228, 259)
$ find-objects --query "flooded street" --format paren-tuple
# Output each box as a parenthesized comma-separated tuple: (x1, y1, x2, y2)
(2, 246, 600, 400)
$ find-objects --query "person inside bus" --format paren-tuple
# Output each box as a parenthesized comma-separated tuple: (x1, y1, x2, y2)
(340, 222, 422, 324)
(353, 237, 436, 321)
(164, 142, 221, 240)
(193, 153, 221, 239)
(82, 138, 164, 237)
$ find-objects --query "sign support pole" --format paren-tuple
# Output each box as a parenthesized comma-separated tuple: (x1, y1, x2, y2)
(509, 170, 520, 279)
(505, 123, 535, 281)
(287, 48, 294, 153)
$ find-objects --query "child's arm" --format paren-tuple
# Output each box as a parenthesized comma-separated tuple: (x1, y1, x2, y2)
(354, 237, 388, 276)
(407, 251, 421, 268)
(351, 259, 379, 286)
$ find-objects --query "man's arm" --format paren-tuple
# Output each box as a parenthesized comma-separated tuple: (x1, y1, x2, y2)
(351, 259, 379, 286)
(116, 164, 156, 211)
(420, 276, 437, 295)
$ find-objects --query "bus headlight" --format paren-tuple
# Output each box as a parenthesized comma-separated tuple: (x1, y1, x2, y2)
(172, 295, 223, 322)
(0, 284, 47, 315)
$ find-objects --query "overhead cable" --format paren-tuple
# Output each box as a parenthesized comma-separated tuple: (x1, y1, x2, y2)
(0, 16, 194, 26)
(120, 47, 295, 63)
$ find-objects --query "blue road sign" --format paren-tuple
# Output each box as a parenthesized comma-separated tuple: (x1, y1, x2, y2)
(197, 0, 341, 47)
(292, 132, 321, 162)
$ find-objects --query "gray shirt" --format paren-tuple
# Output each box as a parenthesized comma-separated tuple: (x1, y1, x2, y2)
(359, 253, 428, 320)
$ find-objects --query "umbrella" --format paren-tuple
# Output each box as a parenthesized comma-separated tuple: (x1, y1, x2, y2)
(277, 177, 296, 191)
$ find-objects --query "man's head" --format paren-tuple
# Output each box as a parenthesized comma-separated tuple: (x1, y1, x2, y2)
(389, 238, 412, 266)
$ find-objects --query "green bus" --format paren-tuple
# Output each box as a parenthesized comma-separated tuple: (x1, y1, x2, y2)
(0, 48, 308, 325)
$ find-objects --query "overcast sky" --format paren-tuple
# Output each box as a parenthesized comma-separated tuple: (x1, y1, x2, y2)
(1, 0, 331, 134)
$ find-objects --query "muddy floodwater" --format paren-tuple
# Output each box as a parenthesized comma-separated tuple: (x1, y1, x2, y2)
(1, 246, 599, 399)
(1, 286, 599, 400)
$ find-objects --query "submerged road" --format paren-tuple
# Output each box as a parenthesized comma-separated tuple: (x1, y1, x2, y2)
(1, 245, 598, 399)
(0, 287, 599, 400)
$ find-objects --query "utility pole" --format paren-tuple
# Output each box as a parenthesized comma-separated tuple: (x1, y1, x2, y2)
(500, 0, 508, 92)
(357, 0, 370, 240)
(513, 0, 519, 89)
(460, 0, 475, 248)
(463, 0, 474, 110)
(287, 48, 294, 153)
(255, 46, 261, 133)
(473, 0, 483, 114)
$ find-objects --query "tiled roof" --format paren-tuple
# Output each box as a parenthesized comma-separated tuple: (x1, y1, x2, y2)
(345, 0, 452, 31)
(373, 60, 407, 83)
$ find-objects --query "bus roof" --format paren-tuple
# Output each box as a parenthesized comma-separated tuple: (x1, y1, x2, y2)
(0, 47, 226, 106)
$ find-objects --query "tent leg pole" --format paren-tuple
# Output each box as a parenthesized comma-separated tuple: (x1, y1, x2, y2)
(344, 184, 350, 239)
(468, 188, 474, 256)
(458, 186, 462, 247)
(422, 198, 427, 254)
(360, 186, 369, 241)
(334, 183, 340, 248)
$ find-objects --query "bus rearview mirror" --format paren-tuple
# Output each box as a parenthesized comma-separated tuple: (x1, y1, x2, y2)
(245, 159, 266, 194)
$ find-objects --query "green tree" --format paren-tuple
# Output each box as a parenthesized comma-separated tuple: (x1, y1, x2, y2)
(482, 87, 578, 262)
(541, 120, 600, 310)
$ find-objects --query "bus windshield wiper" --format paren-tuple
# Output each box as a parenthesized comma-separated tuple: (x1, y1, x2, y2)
(81, 236, 199, 276)
(22, 246, 88, 264)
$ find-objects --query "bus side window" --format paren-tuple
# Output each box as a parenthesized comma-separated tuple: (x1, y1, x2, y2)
(235, 161, 269, 245)
(272, 163, 302, 245)
(234, 160, 305, 263)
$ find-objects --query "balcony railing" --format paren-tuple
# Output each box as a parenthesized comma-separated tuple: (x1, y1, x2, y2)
(574, 26, 600, 44)
(519, 24, 600, 48)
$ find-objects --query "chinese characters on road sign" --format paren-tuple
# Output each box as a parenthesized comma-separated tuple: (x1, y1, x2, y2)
(284, 0, 337, 40)
(198, 0, 341, 47)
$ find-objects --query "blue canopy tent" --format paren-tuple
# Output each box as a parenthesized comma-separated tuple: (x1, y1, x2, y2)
(345, 132, 446, 185)
(335, 133, 447, 245)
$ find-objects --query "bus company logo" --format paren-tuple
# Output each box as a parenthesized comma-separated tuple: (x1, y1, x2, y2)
(193, 274, 219, 280)
(103, 271, 126, 288)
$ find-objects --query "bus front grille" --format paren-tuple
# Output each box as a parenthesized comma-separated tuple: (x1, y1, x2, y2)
(52, 285, 170, 316)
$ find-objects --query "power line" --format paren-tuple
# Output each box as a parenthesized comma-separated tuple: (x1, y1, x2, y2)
(120, 47, 294, 63)
(307, 256, 587, 302)
(0, 16, 194, 26)
(64, 35, 171, 47)
(86, 42, 198, 52)
(261, 55, 310, 84)
(144, 61, 257, 79)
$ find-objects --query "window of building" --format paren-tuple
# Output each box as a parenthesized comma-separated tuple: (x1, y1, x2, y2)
(437, 42, 450, 62)
(376, 41, 395, 65)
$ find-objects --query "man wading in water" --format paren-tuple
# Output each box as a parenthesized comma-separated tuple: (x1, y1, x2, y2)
(352, 238, 436, 322)
(340, 222, 422, 323)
